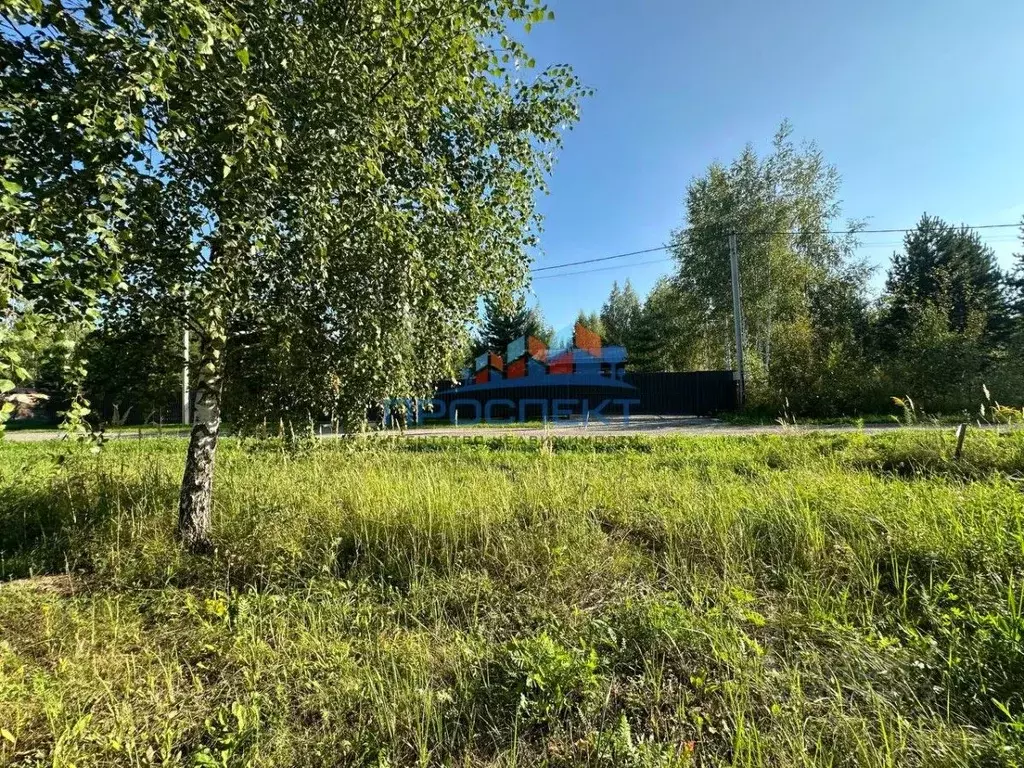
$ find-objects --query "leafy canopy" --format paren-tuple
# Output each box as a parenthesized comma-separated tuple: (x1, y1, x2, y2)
(2, 0, 587, 428)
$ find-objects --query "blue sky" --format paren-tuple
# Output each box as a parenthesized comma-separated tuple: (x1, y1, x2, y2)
(522, 0, 1024, 329)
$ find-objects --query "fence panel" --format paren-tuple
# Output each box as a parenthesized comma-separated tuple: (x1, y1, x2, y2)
(425, 370, 737, 422)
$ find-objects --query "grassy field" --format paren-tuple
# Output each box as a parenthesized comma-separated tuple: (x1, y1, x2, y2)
(1, 432, 1023, 767)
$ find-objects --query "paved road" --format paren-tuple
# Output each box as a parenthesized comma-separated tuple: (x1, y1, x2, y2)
(5, 416, 987, 443)
(401, 415, 915, 438)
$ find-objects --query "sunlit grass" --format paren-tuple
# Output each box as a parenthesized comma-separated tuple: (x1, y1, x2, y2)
(1, 432, 1023, 766)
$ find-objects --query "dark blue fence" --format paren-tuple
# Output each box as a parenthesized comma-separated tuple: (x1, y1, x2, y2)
(424, 370, 737, 423)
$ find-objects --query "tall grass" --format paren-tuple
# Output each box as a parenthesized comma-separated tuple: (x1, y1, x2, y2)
(1, 431, 1023, 766)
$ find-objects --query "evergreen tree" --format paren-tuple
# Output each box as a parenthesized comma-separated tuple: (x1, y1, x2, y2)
(1006, 216, 1024, 374)
(627, 305, 662, 371)
(575, 310, 605, 339)
(600, 280, 642, 348)
(474, 295, 551, 358)
(881, 214, 1009, 350)
(628, 278, 710, 372)
(1009, 215, 1024, 322)
(874, 214, 1011, 411)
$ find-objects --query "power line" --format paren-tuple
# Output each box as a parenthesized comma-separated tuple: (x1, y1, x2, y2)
(533, 257, 673, 280)
(531, 230, 1021, 281)
(529, 228, 1021, 282)
(530, 222, 1021, 275)
(531, 245, 670, 273)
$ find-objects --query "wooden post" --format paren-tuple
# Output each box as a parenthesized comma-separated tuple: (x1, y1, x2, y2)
(954, 423, 967, 460)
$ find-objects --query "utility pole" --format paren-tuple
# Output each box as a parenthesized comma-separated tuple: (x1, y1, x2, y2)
(182, 327, 191, 425)
(728, 233, 746, 406)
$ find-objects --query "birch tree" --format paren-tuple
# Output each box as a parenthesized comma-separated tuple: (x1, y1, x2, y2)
(2, 0, 585, 550)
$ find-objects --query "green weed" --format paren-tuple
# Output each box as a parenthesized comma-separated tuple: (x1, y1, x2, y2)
(1, 431, 1022, 765)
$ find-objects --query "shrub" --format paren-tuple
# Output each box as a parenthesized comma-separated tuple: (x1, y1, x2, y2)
(484, 633, 601, 730)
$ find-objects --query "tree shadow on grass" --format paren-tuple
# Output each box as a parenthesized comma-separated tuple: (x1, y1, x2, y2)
(0, 468, 178, 582)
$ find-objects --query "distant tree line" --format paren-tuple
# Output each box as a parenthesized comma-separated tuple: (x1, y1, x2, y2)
(470, 122, 1024, 417)
(9, 111, 1024, 443)
(589, 125, 1024, 416)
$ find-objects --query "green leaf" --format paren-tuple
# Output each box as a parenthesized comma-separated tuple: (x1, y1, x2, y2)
(0, 379, 15, 394)
(236, 47, 250, 69)
(2, 180, 22, 194)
